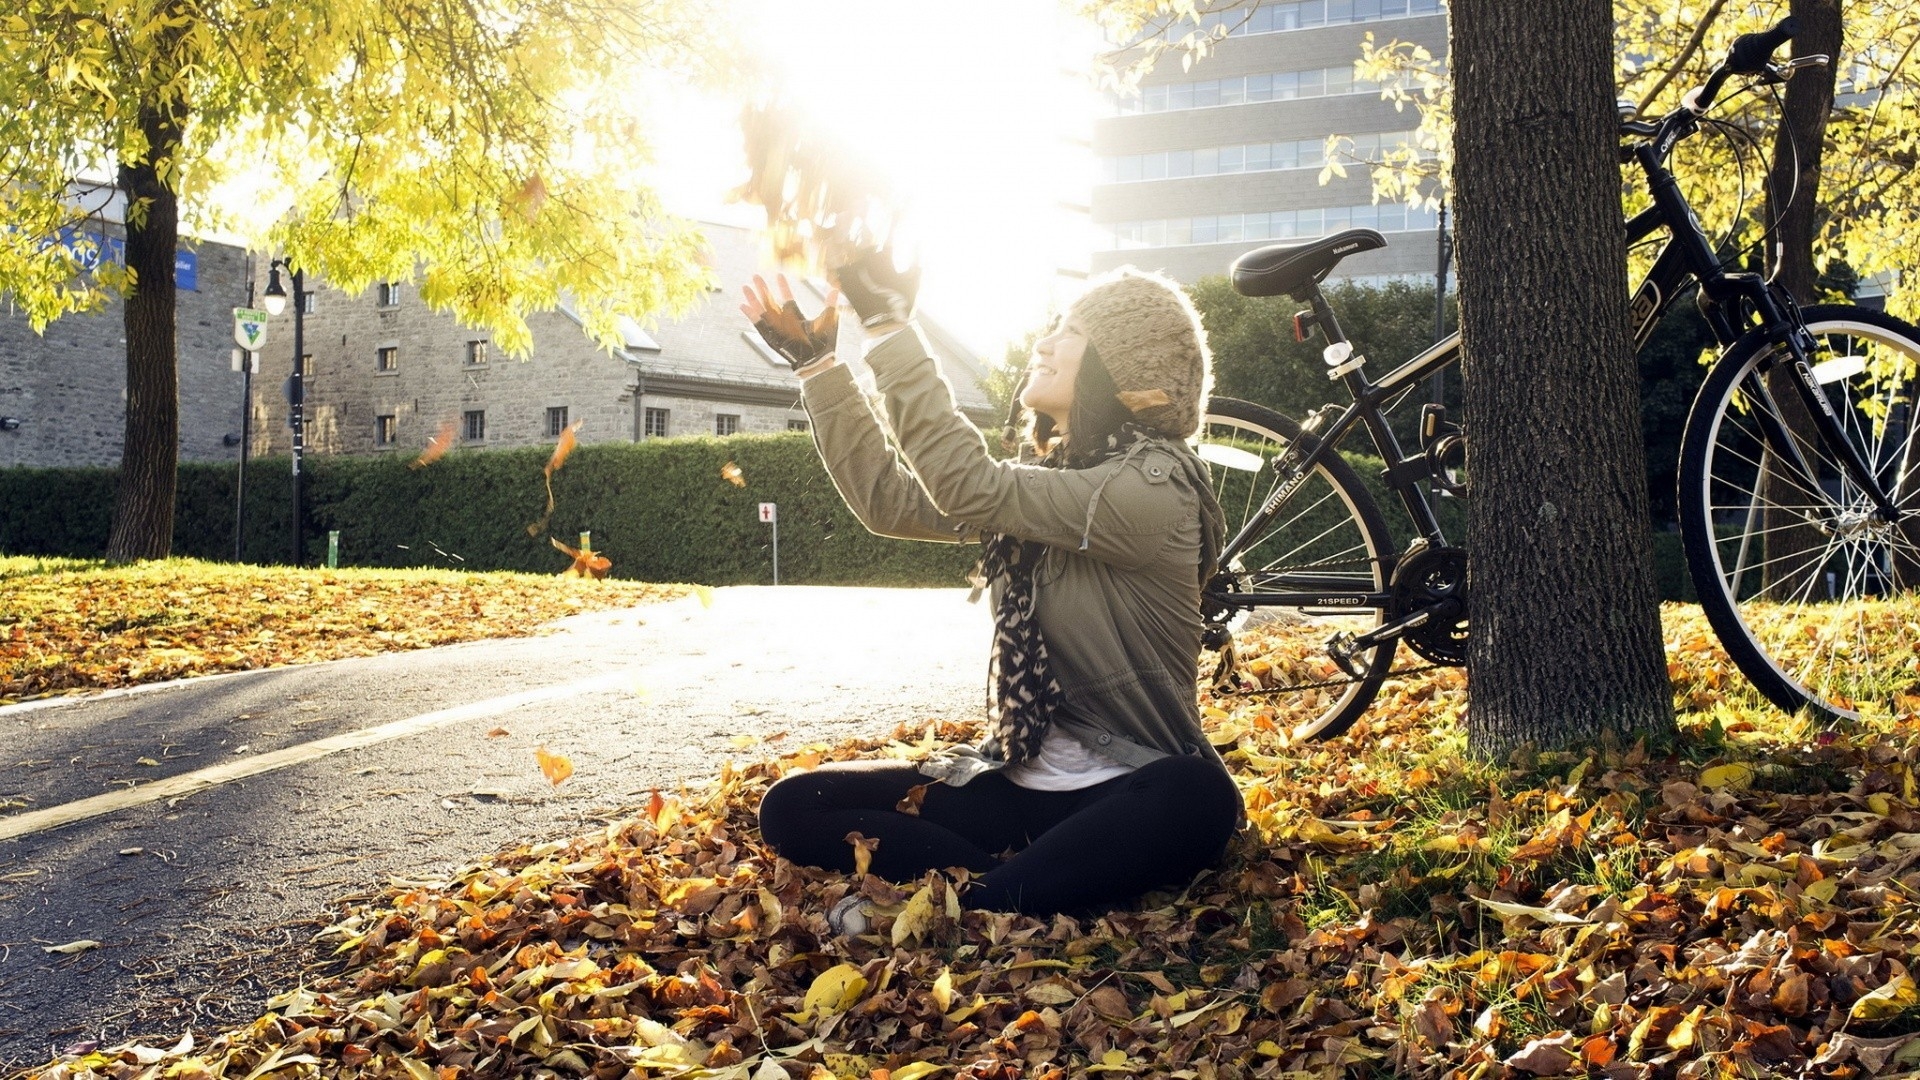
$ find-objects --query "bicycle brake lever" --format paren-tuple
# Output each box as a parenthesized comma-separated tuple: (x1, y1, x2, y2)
(1781, 55, 1830, 74)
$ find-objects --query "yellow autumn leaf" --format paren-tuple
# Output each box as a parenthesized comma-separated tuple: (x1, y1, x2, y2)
(1850, 974, 1920, 1021)
(693, 585, 715, 609)
(892, 885, 936, 946)
(42, 939, 100, 955)
(1666, 1005, 1704, 1049)
(536, 746, 573, 786)
(800, 963, 868, 1019)
(1699, 763, 1753, 791)
(890, 1064, 946, 1080)
(930, 969, 954, 1013)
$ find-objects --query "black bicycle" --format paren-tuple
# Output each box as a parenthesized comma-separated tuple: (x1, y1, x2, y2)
(1197, 17, 1920, 740)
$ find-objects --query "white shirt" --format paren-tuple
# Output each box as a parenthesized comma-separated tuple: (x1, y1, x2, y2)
(1001, 727, 1135, 791)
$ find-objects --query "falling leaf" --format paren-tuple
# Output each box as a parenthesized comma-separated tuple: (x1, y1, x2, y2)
(845, 831, 878, 877)
(895, 784, 929, 816)
(43, 939, 100, 955)
(550, 537, 611, 580)
(137, 756, 159, 766)
(721, 462, 746, 487)
(693, 585, 716, 608)
(526, 422, 585, 535)
(485, 728, 509, 738)
(411, 420, 458, 469)
(508, 173, 549, 219)
(118, 848, 143, 857)
(535, 746, 573, 787)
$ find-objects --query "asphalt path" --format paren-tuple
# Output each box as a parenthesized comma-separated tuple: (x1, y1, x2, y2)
(0, 585, 990, 1071)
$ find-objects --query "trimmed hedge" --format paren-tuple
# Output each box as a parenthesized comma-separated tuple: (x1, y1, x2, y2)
(0, 434, 978, 587)
(2, 435, 1704, 599)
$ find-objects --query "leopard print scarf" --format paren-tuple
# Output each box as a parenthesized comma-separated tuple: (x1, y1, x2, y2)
(979, 427, 1149, 765)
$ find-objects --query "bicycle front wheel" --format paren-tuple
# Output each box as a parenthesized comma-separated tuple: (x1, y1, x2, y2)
(1678, 304, 1920, 720)
(1197, 397, 1398, 741)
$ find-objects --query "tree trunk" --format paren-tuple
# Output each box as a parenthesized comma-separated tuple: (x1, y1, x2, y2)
(1450, 0, 1676, 755)
(1761, 0, 1843, 600)
(105, 99, 184, 562)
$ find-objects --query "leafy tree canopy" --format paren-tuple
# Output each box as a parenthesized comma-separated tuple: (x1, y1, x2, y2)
(0, 0, 728, 350)
(1354, 0, 1918, 321)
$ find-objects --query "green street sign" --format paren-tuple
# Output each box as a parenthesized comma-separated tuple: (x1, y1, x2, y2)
(233, 307, 269, 351)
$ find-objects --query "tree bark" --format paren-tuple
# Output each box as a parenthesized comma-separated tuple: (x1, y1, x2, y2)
(105, 99, 184, 562)
(1761, 0, 1843, 599)
(1450, 0, 1676, 755)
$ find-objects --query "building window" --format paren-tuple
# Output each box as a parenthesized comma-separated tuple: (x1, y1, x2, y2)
(466, 340, 488, 366)
(376, 414, 396, 446)
(788, 418, 811, 432)
(1102, 200, 1439, 250)
(1112, 63, 1414, 116)
(376, 346, 398, 372)
(643, 408, 670, 439)
(545, 406, 570, 438)
(300, 291, 317, 315)
(1099, 131, 1419, 185)
(377, 282, 401, 307)
(463, 409, 486, 442)
(715, 413, 740, 436)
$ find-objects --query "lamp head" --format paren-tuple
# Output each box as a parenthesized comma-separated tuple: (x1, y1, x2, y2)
(262, 261, 288, 316)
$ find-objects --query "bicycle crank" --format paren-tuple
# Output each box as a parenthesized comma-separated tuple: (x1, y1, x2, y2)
(1324, 545, 1470, 675)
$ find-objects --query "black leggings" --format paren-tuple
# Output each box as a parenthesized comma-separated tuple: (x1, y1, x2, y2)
(757, 754, 1241, 916)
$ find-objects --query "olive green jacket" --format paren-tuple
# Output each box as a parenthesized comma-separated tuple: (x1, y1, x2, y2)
(802, 325, 1233, 789)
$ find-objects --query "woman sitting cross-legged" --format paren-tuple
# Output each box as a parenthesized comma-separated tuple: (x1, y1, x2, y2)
(740, 254, 1242, 926)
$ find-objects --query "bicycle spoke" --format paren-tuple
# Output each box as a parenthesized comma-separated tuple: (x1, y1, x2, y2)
(1683, 309, 1920, 720)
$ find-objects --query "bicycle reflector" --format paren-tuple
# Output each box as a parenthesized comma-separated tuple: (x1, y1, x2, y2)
(1293, 310, 1318, 342)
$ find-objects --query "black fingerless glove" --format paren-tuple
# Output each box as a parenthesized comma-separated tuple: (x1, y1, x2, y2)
(834, 249, 921, 330)
(752, 300, 838, 371)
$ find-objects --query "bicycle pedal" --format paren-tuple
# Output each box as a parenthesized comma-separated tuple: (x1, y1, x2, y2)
(1326, 632, 1371, 680)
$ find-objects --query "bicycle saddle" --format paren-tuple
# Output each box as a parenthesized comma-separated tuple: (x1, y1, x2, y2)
(1230, 229, 1389, 298)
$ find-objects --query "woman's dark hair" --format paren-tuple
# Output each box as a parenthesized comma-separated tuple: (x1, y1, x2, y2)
(1021, 343, 1137, 467)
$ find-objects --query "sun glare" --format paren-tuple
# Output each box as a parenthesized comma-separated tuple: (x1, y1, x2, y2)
(644, 0, 1109, 358)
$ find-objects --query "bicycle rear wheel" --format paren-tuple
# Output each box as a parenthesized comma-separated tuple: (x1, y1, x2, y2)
(1197, 397, 1397, 740)
(1678, 304, 1920, 720)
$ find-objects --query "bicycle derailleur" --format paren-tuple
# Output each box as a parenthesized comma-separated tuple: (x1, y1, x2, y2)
(1326, 540, 1471, 678)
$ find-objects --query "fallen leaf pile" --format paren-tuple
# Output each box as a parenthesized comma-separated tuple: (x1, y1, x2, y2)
(0, 558, 688, 704)
(24, 596, 1920, 1079)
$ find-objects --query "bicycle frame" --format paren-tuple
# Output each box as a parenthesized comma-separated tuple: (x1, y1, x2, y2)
(1210, 102, 1909, 614)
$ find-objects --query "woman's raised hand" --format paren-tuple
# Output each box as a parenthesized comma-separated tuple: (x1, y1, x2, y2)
(741, 274, 841, 375)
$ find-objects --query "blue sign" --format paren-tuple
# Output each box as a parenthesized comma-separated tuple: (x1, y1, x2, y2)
(51, 228, 198, 290)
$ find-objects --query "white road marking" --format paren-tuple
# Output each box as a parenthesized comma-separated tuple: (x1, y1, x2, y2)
(0, 671, 632, 843)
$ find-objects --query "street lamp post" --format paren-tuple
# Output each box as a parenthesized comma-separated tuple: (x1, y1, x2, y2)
(262, 260, 306, 566)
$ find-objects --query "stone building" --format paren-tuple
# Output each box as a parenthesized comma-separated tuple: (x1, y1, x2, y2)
(248, 222, 995, 457)
(0, 232, 253, 469)
(1092, 0, 1448, 285)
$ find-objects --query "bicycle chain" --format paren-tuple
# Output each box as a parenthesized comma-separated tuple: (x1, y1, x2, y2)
(1210, 660, 1453, 698)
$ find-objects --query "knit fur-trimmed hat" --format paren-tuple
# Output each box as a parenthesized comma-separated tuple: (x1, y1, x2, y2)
(1067, 266, 1212, 439)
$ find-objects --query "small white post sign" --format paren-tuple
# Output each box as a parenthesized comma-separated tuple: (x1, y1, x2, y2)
(759, 502, 779, 585)
(233, 307, 269, 352)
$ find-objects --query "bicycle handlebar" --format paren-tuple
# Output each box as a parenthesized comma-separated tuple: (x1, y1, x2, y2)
(1688, 16, 1799, 114)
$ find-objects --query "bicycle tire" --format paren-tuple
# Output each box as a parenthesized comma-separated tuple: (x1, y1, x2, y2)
(1678, 304, 1920, 720)
(1198, 397, 1399, 740)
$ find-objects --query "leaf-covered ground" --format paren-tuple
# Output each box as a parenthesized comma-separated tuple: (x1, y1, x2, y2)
(21, 600, 1920, 1080)
(0, 557, 691, 705)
